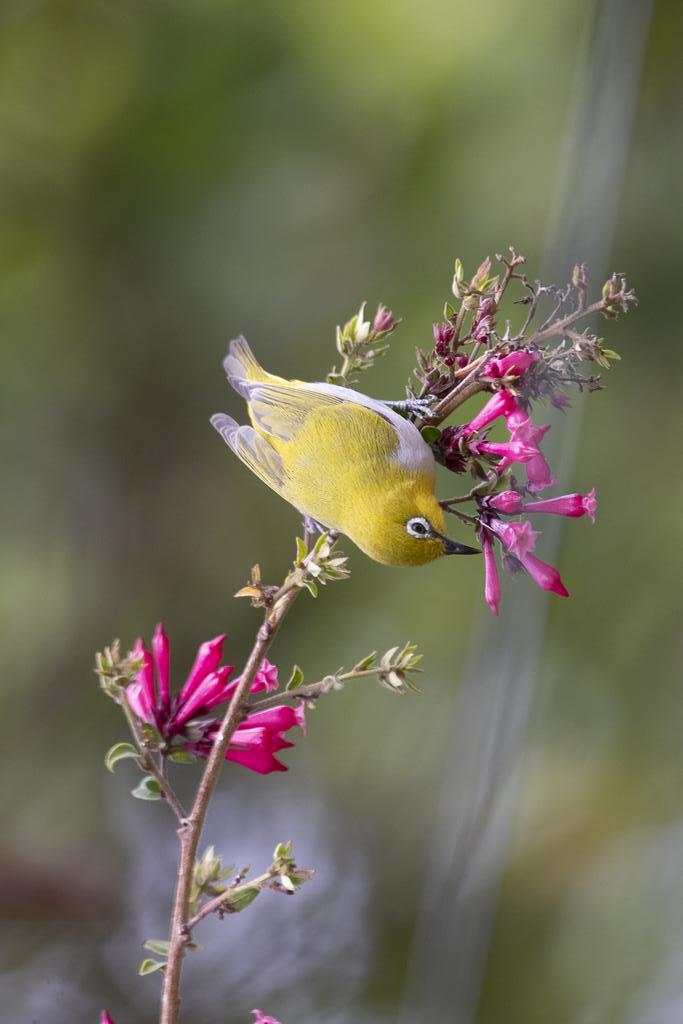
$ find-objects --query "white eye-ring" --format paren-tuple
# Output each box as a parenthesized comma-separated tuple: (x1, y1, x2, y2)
(406, 516, 432, 539)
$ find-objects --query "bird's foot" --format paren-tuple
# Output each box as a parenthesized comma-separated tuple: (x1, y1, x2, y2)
(303, 515, 330, 537)
(384, 396, 436, 420)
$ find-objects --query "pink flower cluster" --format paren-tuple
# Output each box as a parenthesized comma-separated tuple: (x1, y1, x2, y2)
(126, 625, 305, 774)
(252, 1012, 282, 1024)
(444, 349, 598, 615)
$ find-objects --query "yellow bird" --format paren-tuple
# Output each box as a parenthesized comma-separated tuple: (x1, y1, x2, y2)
(211, 337, 480, 567)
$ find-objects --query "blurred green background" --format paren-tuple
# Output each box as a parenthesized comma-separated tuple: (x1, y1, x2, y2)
(1, 1, 681, 1021)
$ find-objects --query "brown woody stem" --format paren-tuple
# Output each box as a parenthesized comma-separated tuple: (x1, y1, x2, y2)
(159, 583, 302, 1024)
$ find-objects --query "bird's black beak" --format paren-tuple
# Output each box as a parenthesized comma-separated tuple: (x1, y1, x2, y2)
(441, 534, 481, 556)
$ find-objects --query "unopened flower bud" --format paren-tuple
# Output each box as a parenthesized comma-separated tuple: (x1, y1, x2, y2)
(452, 258, 465, 298)
(372, 304, 399, 336)
(471, 256, 492, 291)
(433, 321, 456, 346)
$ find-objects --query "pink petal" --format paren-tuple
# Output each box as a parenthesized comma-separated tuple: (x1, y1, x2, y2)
(484, 350, 539, 378)
(525, 451, 556, 493)
(180, 634, 226, 702)
(125, 681, 154, 724)
(487, 491, 523, 514)
(153, 623, 170, 710)
(100, 1013, 116, 1024)
(231, 724, 295, 754)
(477, 440, 539, 462)
(482, 534, 501, 616)
(519, 552, 569, 596)
(226, 747, 288, 774)
(487, 517, 538, 558)
(132, 638, 156, 719)
(242, 703, 306, 736)
(252, 1013, 282, 1024)
(252, 658, 279, 692)
(172, 666, 233, 728)
(464, 390, 519, 435)
(519, 490, 597, 520)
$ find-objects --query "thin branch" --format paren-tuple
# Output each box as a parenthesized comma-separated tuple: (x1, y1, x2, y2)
(248, 666, 386, 714)
(185, 868, 276, 931)
(119, 693, 187, 822)
(159, 534, 331, 1024)
(527, 297, 605, 347)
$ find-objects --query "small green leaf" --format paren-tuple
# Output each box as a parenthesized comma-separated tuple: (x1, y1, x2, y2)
(354, 652, 377, 671)
(169, 750, 196, 764)
(143, 939, 171, 956)
(273, 840, 292, 859)
(131, 776, 162, 801)
(313, 532, 331, 556)
(225, 886, 260, 912)
(286, 665, 304, 690)
(105, 742, 139, 773)
(295, 536, 307, 563)
(420, 426, 442, 444)
(601, 348, 621, 360)
(139, 958, 165, 976)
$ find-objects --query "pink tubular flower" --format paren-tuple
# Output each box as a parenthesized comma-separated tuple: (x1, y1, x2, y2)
(126, 627, 304, 775)
(485, 490, 523, 514)
(482, 533, 501, 616)
(502, 408, 554, 492)
(519, 488, 597, 523)
(463, 389, 520, 435)
(100, 1014, 115, 1024)
(252, 1012, 282, 1024)
(473, 439, 539, 462)
(484, 349, 539, 378)
(486, 518, 569, 598)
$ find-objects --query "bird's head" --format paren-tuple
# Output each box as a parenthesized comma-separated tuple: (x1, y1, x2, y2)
(350, 486, 480, 567)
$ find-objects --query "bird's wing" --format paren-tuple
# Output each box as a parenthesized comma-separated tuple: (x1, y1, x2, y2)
(245, 381, 352, 441)
(211, 413, 287, 491)
(246, 380, 433, 475)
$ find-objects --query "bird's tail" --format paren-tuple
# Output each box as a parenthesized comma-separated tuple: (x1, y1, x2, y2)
(223, 336, 270, 397)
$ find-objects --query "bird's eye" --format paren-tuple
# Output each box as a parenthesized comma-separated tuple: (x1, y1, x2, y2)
(406, 516, 431, 539)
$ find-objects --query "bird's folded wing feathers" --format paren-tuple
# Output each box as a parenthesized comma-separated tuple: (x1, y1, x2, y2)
(244, 382, 348, 441)
(210, 413, 286, 490)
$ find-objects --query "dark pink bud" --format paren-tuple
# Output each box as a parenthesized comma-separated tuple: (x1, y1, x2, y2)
(100, 1013, 116, 1024)
(433, 321, 456, 346)
(455, 354, 469, 368)
(153, 623, 170, 710)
